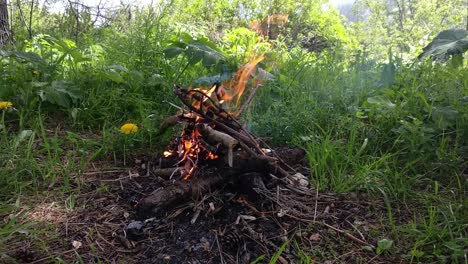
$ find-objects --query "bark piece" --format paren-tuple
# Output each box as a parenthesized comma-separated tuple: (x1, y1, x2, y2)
(0, 0, 11, 47)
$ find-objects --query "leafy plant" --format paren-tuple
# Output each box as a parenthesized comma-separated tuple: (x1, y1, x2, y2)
(164, 33, 225, 68)
(35, 80, 81, 108)
(98, 64, 129, 83)
(377, 238, 394, 255)
(418, 29, 468, 61)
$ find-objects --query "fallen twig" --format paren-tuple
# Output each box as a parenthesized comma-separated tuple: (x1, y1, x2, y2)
(286, 215, 375, 249)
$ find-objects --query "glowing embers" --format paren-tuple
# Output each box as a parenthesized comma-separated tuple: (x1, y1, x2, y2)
(168, 125, 219, 180)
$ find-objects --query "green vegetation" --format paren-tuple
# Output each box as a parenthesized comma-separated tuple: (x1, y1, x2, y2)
(0, 0, 467, 262)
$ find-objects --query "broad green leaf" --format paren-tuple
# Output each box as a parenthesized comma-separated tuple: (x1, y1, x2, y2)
(418, 29, 468, 61)
(37, 81, 82, 108)
(98, 70, 125, 83)
(431, 105, 459, 129)
(44, 36, 89, 63)
(410, 249, 424, 258)
(14, 130, 34, 148)
(44, 36, 74, 51)
(164, 35, 225, 67)
(50, 81, 81, 100)
(163, 46, 186, 58)
(43, 35, 60, 45)
(380, 62, 396, 87)
(56, 38, 76, 50)
(68, 49, 90, 63)
(105, 64, 129, 72)
(253, 67, 275, 81)
(194, 72, 233, 86)
(128, 70, 144, 82)
(147, 73, 166, 86)
(377, 238, 393, 255)
(178, 32, 194, 44)
(450, 54, 463, 67)
(71, 108, 79, 122)
(367, 96, 396, 109)
(193, 35, 223, 51)
(12, 51, 44, 64)
(31, 82, 49, 88)
(187, 41, 224, 66)
(362, 246, 374, 252)
(0, 50, 13, 57)
(460, 96, 468, 104)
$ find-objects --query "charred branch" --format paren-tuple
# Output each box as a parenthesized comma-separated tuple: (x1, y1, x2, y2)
(137, 173, 227, 217)
(138, 156, 272, 215)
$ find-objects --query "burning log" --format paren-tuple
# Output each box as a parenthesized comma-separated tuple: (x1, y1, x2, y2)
(138, 157, 271, 216)
(138, 173, 226, 216)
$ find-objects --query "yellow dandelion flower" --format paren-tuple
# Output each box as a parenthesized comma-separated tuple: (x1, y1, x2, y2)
(0, 101, 13, 110)
(120, 123, 138, 134)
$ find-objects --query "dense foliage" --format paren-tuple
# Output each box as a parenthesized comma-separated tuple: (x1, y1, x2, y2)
(0, 0, 466, 262)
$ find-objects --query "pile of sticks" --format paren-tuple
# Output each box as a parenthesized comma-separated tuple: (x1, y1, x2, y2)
(168, 84, 288, 178)
(137, 84, 291, 215)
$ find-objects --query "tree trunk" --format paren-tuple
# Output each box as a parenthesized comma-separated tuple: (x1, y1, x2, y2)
(0, 0, 11, 47)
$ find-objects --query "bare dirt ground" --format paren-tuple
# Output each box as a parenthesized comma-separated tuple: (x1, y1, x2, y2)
(3, 148, 403, 264)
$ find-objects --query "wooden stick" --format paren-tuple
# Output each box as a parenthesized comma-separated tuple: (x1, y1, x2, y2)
(236, 83, 262, 117)
(197, 124, 238, 167)
(197, 123, 238, 150)
(286, 215, 375, 249)
(211, 119, 262, 153)
(157, 115, 181, 135)
(175, 86, 264, 154)
(174, 85, 290, 178)
(320, 222, 375, 249)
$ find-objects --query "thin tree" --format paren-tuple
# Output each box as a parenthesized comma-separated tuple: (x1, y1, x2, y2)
(0, 0, 11, 47)
(16, 0, 35, 39)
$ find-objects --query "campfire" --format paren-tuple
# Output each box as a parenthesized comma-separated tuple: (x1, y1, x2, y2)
(137, 55, 296, 215)
(160, 54, 288, 181)
(127, 55, 380, 263)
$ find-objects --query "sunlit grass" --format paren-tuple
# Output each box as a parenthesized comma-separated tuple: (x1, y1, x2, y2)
(1, 30, 466, 262)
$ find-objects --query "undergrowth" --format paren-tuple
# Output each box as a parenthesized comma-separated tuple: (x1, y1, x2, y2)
(0, 6, 466, 263)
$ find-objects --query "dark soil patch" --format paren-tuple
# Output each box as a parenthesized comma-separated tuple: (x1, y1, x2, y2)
(4, 148, 400, 263)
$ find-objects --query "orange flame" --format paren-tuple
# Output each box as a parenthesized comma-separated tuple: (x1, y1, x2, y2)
(220, 54, 264, 106)
(165, 54, 266, 180)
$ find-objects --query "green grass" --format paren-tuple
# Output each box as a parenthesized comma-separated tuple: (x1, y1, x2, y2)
(246, 53, 467, 262)
(1, 19, 467, 263)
